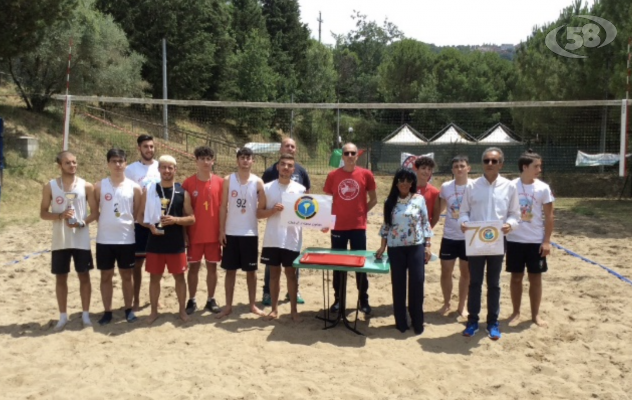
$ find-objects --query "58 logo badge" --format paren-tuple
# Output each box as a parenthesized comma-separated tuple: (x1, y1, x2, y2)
(545, 15, 617, 59)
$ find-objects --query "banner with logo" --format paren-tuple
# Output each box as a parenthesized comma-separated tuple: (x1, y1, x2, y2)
(279, 193, 334, 229)
(463, 220, 505, 256)
(401, 152, 434, 169)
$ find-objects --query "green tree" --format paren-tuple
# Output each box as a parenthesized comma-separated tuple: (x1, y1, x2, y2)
(261, 0, 310, 101)
(0, 0, 77, 59)
(378, 39, 435, 103)
(6, 0, 146, 112)
(333, 12, 404, 103)
(221, 31, 279, 134)
(229, 0, 268, 51)
(96, 0, 233, 100)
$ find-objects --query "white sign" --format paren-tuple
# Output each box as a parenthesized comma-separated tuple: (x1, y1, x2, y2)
(401, 152, 434, 169)
(280, 193, 334, 229)
(464, 221, 505, 256)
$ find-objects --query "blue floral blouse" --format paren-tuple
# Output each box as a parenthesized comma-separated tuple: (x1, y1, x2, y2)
(379, 194, 433, 247)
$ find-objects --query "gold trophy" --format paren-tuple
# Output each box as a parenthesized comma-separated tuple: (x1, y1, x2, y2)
(64, 193, 78, 225)
(156, 198, 171, 234)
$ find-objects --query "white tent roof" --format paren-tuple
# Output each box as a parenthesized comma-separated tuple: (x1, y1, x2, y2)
(382, 124, 427, 144)
(430, 124, 476, 144)
(478, 124, 521, 144)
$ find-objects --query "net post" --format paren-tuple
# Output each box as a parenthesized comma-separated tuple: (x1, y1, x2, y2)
(63, 95, 72, 151)
(621, 99, 628, 178)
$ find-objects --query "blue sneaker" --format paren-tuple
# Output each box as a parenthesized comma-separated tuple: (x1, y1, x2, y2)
(262, 293, 271, 306)
(487, 322, 501, 341)
(462, 321, 479, 337)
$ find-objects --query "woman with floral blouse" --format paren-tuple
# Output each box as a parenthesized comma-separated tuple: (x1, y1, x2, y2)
(376, 168, 433, 334)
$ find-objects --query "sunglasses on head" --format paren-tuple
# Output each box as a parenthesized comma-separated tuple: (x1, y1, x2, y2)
(343, 151, 357, 156)
(483, 158, 500, 165)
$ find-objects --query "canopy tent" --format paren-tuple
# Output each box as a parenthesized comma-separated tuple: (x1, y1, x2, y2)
(429, 123, 476, 144)
(381, 123, 428, 144)
(477, 122, 522, 144)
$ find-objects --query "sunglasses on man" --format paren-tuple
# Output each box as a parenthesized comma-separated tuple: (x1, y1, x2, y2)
(343, 151, 357, 156)
(483, 158, 500, 165)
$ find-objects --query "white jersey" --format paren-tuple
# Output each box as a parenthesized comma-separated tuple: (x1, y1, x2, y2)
(125, 160, 160, 189)
(225, 173, 259, 236)
(439, 179, 472, 241)
(49, 178, 91, 251)
(507, 178, 555, 243)
(262, 180, 306, 252)
(96, 178, 138, 245)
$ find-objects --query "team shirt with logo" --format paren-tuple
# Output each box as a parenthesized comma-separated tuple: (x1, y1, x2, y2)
(507, 178, 554, 244)
(225, 173, 259, 236)
(96, 177, 139, 245)
(182, 174, 223, 244)
(262, 180, 306, 252)
(416, 183, 440, 221)
(323, 167, 376, 231)
(49, 178, 91, 251)
(125, 160, 160, 189)
(439, 179, 473, 240)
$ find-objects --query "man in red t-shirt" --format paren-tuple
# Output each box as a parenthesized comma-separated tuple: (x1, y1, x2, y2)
(181, 146, 224, 315)
(323, 143, 378, 314)
(414, 156, 441, 229)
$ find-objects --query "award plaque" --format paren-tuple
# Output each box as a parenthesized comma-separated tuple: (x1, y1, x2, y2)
(65, 193, 78, 225)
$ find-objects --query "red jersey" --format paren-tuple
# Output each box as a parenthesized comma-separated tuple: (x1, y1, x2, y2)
(416, 183, 440, 222)
(324, 167, 376, 231)
(182, 174, 223, 244)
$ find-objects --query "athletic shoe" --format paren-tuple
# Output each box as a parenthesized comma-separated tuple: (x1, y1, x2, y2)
(359, 302, 372, 315)
(285, 292, 306, 304)
(330, 300, 340, 314)
(98, 312, 113, 326)
(463, 321, 479, 337)
(205, 298, 220, 314)
(262, 293, 271, 306)
(185, 299, 197, 315)
(487, 322, 502, 341)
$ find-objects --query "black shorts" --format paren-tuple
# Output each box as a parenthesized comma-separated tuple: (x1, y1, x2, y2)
(96, 243, 136, 271)
(439, 238, 468, 261)
(506, 241, 548, 274)
(222, 235, 258, 271)
(260, 247, 299, 268)
(51, 249, 94, 275)
(134, 223, 149, 257)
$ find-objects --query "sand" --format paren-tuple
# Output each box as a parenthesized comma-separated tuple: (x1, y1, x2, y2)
(1, 209, 631, 400)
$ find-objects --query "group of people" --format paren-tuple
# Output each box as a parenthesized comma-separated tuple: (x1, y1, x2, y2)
(41, 134, 554, 340)
(376, 147, 554, 339)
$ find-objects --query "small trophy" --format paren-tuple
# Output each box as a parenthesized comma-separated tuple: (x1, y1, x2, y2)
(65, 193, 78, 225)
(156, 198, 170, 234)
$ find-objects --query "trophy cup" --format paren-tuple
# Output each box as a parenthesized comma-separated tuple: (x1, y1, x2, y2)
(156, 198, 170, 234)
(64, 193, 78, 225)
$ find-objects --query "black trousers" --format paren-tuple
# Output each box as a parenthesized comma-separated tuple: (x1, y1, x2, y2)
(331, 229, 369, 304)
(387, 244, 426, 333)
(467, 255, 504, 325)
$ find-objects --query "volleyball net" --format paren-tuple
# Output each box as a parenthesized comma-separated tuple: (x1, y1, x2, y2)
(51, 95, 629, 180)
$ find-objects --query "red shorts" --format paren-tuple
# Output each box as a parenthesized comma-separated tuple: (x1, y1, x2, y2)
(187, 242, 221, 263)
(146, 252, 188, 275)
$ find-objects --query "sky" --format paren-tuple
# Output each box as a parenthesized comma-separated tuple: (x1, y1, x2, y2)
(298, 0, 594, 47)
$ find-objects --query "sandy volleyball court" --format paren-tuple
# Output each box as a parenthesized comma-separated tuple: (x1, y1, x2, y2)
(0, 208, 631, 399)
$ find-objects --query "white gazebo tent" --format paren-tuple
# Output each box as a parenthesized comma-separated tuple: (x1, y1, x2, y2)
(477, 123, 522, 144)
(382, 123, 428, 144)
(429, 123, 476, 144)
